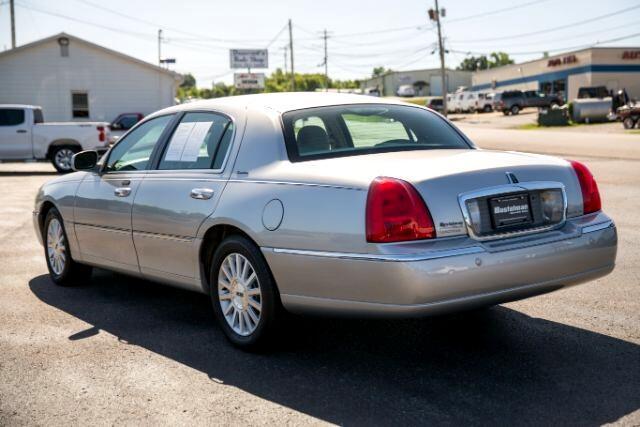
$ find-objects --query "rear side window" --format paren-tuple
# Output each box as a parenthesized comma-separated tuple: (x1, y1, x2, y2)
(0, 109, 25, 126)
(282, 104, 470, 161)
(159, 112, 232, 170)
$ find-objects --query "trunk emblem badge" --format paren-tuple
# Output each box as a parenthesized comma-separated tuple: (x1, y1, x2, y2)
(506, 172, 519, 184)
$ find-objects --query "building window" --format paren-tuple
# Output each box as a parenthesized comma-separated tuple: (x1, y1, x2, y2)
(71, 92, 89, 118)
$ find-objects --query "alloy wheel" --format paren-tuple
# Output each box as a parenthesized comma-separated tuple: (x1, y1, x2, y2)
(218, 253, 262, 336)
(54, 148, 75, 171)
(47, 218, 66, 275)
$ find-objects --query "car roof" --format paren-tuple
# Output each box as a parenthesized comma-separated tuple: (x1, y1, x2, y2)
(154, 92, 413, 116)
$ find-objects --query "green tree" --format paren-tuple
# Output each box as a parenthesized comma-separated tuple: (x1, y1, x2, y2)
(456, 52, 513, 71)
(180, 73, 196, 89)
(488, 52, 514, 68)
(372, 66, 392, 77)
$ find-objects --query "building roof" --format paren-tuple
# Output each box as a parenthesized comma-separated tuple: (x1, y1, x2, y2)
(0, 32, 181, 80)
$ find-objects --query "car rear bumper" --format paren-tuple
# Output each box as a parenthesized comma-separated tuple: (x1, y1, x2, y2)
(262, 213, 617, 317)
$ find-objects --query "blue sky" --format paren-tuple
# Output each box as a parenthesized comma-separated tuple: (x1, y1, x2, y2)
(2, 0, 639, 87)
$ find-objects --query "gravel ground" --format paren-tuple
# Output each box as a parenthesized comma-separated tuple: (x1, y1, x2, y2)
(0, 131, 638, 426)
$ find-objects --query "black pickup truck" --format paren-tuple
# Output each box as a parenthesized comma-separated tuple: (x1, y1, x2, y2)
(494, 90, 564, 115)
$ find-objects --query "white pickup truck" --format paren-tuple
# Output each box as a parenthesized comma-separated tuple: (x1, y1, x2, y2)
(0, 105, 110, 173)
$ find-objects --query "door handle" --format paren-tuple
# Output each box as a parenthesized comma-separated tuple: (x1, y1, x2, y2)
(114, 187, 132, 197)
(190, 188, 214, 200)
(16, 129, 27, 133)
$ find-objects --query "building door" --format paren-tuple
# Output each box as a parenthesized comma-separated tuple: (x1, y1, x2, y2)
(0, 108, 31, 159)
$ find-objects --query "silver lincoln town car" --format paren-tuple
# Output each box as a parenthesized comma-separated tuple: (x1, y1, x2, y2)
(33, 93, 617, 348)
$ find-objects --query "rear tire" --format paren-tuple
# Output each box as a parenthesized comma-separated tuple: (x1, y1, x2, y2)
(44, 208, 92, 286)
(623, 117, 637, 129)
(50, 146, 79, 173)
(483, 105, 492, 113)
(209, 235, 281, 350)
(510, 105, 520, 115)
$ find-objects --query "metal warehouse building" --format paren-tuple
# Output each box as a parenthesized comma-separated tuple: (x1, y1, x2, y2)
(471, 47, 640, 101)
(360, 68, 472, 97)
(0, 33, 182, 122)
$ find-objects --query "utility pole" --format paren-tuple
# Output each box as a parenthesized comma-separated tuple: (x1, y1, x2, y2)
(157, 29, 162, 66)
(10, 0, 16, 48)
(288, 19, 295, 91)
(430, 1, 447, 116)
(322, 29, 328, 92)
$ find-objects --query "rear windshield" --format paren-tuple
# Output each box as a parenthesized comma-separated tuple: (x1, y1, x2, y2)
(281, 104, 470, 161)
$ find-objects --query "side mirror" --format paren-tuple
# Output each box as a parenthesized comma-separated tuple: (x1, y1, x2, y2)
(72, 150, 99, 171)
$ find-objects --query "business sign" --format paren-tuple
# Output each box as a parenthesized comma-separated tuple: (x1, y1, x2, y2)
(234, 73, 265, 89)
(230, 49, 268, 69)
(622, 50, 640, 60)
(547, 55, 578, 67)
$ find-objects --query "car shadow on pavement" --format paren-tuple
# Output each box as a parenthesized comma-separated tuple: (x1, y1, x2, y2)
(29, 271, 640, 425)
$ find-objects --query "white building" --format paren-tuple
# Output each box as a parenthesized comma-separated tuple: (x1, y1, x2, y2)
(472, 47, 640, 101)
(360, 68, 472, 97)
(0, 33, 182, 122)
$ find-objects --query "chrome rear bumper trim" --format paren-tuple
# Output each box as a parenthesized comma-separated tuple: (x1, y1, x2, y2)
(582, 220, 614, 234)
(267, 246, 485, 262)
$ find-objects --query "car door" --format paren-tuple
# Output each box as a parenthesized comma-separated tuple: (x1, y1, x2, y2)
(131, 111, 235, 285)
(0, 108, 31, 159)
(73, 114, 176, 272)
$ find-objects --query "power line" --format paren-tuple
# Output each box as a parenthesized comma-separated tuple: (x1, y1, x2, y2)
(15, 1, 156, 41)
(451, 5, 639, 43)
(449, 30, 640, 57)
(446, 0, 551, 24)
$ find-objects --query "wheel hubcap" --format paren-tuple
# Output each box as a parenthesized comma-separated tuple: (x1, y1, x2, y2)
(218, 253, 262, 336)
(54, 148, 75, 170)
(46, 218, 66, 275)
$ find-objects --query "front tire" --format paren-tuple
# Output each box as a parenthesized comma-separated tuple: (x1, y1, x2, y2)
(44, 208, 92, 286)
(210, 235, 281, 350)
(50, 146, 79, 173)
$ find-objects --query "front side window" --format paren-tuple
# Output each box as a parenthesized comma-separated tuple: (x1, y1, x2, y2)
(282, 104, 470, 161)
(158, 112, 232, 170)
(0, 109, 25, 126)
(105, 115, 173, 172)
(71, 92, 89, 118)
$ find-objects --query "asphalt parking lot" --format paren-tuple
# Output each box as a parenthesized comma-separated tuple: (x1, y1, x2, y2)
(1, 128, 639, 425)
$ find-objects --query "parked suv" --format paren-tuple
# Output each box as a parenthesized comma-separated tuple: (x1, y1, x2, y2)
(494, 90, 563, 115)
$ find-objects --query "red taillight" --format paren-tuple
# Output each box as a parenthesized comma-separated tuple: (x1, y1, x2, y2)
(366, 177, 436, 243)
(97, 125, 105, 142)
(569, 160, 601, 214)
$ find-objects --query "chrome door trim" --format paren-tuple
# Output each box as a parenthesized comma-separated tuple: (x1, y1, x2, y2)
(458, 181, 568, 242)
(265, 246, 485, 262)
